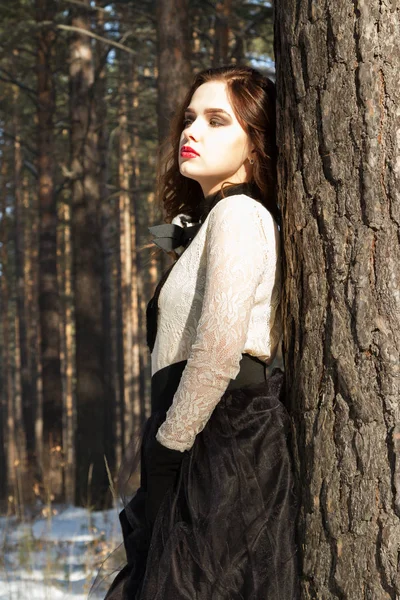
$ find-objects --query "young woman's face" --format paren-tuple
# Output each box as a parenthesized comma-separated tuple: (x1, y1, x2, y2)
(178, 81, 254, 197)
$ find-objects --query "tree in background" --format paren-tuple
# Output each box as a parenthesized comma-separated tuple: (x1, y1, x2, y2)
(69, 0, 109, 507)
(36, 0, 63, 500)
(156, 0, 192, 144)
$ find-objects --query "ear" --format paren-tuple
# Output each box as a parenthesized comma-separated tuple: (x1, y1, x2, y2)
(247, 144, 256, 163)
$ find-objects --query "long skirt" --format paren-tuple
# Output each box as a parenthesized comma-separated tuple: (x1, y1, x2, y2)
(91, 357, 300, 599)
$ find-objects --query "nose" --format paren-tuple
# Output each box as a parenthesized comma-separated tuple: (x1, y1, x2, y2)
(184, 120, 200, 142)
(184, 129, 198, 143)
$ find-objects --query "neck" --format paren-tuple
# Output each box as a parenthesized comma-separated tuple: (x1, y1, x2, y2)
(204, 181, 256, 201)
(196, 181, 259, 223)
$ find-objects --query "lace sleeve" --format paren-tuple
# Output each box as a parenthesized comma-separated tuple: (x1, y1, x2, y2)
(156, 196, 270, 452)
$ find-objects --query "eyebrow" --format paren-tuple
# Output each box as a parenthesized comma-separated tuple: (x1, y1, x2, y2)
(184, 107, 232, 118)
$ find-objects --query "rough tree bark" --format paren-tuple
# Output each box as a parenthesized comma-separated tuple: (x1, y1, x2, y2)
(274, 1, 400, 598)
(69, 1, 108, 507)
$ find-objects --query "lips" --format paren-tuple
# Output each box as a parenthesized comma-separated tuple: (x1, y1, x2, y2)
(180, 145, 200, 157)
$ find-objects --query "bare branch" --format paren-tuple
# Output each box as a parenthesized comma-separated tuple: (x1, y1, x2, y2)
(0, 67, 37, 95)
(1, 130, 38, 157)
(56, 24, 136, 55)
(93, 30, 133, 86)
(0, 72, 37, 105)
(23, 160, 38, 178)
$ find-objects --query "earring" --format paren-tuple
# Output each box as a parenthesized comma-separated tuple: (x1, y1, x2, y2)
(249, 157, 255, 165)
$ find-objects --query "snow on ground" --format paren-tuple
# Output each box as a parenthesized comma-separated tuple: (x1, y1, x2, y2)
(0, 504, 124, 600)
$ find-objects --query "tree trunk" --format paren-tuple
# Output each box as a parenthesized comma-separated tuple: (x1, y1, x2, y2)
(0, 160, 13, 510)
(0, 285, 6, 510)
(95, 4, 117, 492)
(69, 2, 108, 507)
(100, 159, 121, 473)
(13, 311, 29, 518)
(212, 0, 232, 67)
(58, 199, 76, 505)
(30, 185, 44, 504)
(154, 0, 190, 268)
(36, 0, 63, 499)
(274, 1, 400, 598)
(129, 67, 147, 435)
(117, 56, 134, 450)
(116, 46, 143, 456)
(110, 247, 123, 469)
(155, 0, 191, 282)
(22, 174, 42, 492)
(12, 87, 34, 506)
(155, 0, 192, 145)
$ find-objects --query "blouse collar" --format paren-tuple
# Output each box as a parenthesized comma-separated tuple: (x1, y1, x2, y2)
(195, 181, 261, 223)
(149, 182, 261, 255)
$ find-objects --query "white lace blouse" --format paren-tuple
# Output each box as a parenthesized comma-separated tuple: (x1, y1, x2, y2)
(153, 193, 282, 452)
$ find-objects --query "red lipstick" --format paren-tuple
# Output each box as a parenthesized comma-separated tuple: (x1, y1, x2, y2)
(180, 145, 200, 158)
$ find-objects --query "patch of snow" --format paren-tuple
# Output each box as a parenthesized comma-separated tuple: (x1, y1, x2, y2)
(0, 504, 124, 600)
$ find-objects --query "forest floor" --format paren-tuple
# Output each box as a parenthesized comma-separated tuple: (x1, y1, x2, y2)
(0, 504, 123, 599)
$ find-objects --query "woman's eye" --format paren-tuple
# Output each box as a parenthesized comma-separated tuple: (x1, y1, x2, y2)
(183, 117, 223, 128)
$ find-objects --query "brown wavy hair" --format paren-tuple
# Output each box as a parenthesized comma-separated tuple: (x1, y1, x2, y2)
(156, 65, 279, 225)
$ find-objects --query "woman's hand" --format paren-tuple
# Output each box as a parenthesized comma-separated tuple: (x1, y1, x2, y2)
(144, 436, 186, 528)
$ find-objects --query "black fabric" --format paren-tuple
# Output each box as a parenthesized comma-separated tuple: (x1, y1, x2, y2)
(92, 367, 300, 600)
(148, 222, 203, 253)
(145, 352, 267, 534)
(145, 262, 175, 354)
(150, 353, 266, 415)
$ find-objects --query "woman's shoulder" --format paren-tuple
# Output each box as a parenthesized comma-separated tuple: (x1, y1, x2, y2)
(209, 193, 277, 232)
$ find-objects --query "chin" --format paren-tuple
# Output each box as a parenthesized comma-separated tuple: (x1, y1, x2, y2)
(179, 166, 200, 183)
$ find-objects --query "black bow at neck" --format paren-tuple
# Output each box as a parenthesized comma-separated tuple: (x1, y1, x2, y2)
(148, 182, 260, 254)
(147, 221, 203, 253)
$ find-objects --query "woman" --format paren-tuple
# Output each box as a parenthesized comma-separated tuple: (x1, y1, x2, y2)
(97, 65, 300, 599)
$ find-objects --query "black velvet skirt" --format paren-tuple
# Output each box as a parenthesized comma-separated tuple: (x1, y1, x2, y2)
(90, 355, 300, 599)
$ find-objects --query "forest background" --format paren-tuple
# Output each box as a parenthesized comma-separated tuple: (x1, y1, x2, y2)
(0, 0, 275, 513)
